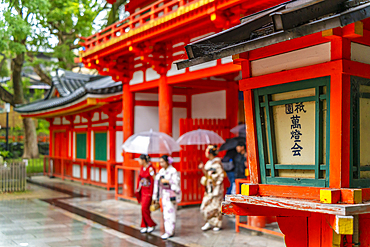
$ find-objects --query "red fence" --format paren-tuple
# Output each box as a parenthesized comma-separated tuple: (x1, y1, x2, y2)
(0, 136, 49, 143)
(115, 118, 232, 205)
(83, 0, 200, 52)
(178, 118, 232, 205)
(44, 156, 119, 190)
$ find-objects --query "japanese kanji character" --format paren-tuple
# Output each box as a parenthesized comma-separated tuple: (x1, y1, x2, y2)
(290, 115, 301, 129)
(291, 129, 302, 140)
(295, 102, 306, 113)
(291, 142, 303, 156)
(285, 104, 293, 114)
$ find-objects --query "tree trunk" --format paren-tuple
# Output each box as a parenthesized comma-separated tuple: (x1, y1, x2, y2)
(12, 52, 39, 158)
(22, 118, 39, 158)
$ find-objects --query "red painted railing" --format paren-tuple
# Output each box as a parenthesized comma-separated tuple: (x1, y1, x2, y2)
(0, 135, 49, 143)
(44, 156, 120, 190)
(82, 0, 200, 52)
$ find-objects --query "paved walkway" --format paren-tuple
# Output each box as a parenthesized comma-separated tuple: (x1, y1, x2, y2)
(0, 177, 285, 247)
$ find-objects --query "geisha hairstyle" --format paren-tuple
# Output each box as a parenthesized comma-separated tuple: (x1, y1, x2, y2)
(139, 154, 151, 163)
(207, 145, 218, 156)
(161, 155, 173, 164)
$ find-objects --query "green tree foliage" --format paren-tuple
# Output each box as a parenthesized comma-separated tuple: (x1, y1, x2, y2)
(0, 0, 129, 157)
(35, 0, 108, 71)
(0, 0, 50, 158)
(105, 0, 128, 26)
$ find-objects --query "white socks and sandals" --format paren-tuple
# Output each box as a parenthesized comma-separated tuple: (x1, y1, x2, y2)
(140, 226, 155, 234)
(201, 222, 221, 231)
(140, 227, 174, 240)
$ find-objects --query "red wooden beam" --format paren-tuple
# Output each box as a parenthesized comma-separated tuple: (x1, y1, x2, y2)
(239, 60, 343, 91)
(222, 201, 311, 217)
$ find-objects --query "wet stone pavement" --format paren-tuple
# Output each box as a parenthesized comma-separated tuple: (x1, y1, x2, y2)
(0, 177, 286, 247)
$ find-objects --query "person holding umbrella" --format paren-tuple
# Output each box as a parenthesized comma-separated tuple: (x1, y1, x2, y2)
(136, 154, 157, 234)
(153, 155, 181, 240)
(199, 145, 224, 231)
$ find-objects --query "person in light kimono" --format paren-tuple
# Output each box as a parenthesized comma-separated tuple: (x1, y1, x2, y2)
(199, 145, 224, 231)
(152, 155, 181, 240)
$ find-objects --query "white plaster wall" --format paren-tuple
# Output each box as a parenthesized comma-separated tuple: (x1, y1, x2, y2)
(134, 106, 159, 133)
(101, 168, 107, 183)
(101, 112, 109, 120)
(130, 71, 144, 85)
(192, 91, 226, 119)
(167, 63, 185, 76)
(221, 56, 233, 64)
(72, 164, 81, 178)
(116, 121, 123, 126)
(81, 117, 88, 123)
(189, 60, 217, 72)
(62, 117, 70, 125)
(53, 117, 61, 125)
(351, 42, 370, 64)
(74, 125, 88, 128)
(251, 42, 331, 77)
(116, 131, 123, 162)
(74, 115, 81, 124)
(146, 68, 161, 81)
(83, 166, 87, 179)
(173, 95, 186, 102)
(135, 93, 158, 101)
(91, 123, 109, 127)
(92, 112, 100, 122)
(173, 108, 187, 139)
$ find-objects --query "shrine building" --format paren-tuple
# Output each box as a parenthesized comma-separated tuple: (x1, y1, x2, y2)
(16, 0, 284, 205)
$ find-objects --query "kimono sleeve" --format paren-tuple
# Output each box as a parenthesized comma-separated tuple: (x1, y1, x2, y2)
(210, 163, 224, 185)
(152, 173, 160, 201)
(169, 169, 181, 194)
(210, 163, 224, 197)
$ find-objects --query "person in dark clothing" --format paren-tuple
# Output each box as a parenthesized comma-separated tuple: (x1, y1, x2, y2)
(235, 142, 247, 179)
(221, 148, 238, 194)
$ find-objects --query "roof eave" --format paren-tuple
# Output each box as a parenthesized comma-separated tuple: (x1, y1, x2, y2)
(176, 2, 370, 70)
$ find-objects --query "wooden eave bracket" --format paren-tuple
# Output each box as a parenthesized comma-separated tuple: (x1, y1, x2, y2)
(232, 53, 249, 65)
(327, 215, 354, 235)
(322, 21, 364, 39)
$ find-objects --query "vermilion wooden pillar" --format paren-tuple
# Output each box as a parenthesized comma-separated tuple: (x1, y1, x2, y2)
(123, 83, 135, 197)
(159, 74, 173, 136)
(226, 81, 239, 130)
(47, 118, 53, 159)
(107, 112, 117, 191)
(47, 118, 53, 177)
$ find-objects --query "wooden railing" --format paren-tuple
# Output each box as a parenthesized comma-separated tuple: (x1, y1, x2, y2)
(82, 0, 199, 52)
(44, 156, 120, 190)
(0, 162, 26, 192)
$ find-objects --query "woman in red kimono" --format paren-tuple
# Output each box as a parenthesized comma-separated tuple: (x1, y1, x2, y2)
(136, 154, 157, 233)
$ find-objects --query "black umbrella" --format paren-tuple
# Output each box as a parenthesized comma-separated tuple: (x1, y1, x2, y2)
(218, 136, 246, 151)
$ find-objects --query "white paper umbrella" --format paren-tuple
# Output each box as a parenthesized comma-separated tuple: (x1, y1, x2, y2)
(122, 129, 181, 154)
(176, 129, 225, 145)
(230, 124, 246, 137)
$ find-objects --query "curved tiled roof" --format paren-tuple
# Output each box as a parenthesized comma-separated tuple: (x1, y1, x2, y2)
(15, 69, 122, 114)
